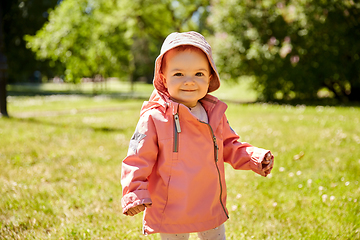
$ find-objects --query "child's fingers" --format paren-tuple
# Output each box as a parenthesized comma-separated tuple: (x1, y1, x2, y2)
(265, 158, 274, 170)
(262, 152, 273, 165)
(126, 208, 135, 216)
(265, 165, 273, 173)
(263, 165, 273, 176)
(126, 205, 146, 216)
(126, 208, 137, 216)
(138, 204, 146, 211)
(262, 156, 274, 177)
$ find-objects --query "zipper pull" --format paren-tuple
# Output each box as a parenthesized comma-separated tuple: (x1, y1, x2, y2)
(213, 136, 219, 162)
(174, 113, 181, 133)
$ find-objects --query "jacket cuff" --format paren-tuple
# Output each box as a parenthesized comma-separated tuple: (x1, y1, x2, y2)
(121, 190, 152, 214)
(250, 149, 270, 177)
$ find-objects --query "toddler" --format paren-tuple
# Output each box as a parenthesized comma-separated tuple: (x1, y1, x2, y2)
(121, 31, 274, 240)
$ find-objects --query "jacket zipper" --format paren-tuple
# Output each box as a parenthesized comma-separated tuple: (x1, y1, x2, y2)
(173, 113, 181, 152)
(173, 111, 228, 218)
(203, 121, 229, 219)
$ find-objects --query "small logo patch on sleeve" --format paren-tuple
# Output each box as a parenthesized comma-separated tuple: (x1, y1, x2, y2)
(128, 130, 146, 155)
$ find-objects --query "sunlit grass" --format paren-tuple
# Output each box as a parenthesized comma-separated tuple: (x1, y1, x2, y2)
(1, 97, 146, 239)
(8, 77, 257, 104)
(1, 94, 359, 239)
(224, 104, 360, 239)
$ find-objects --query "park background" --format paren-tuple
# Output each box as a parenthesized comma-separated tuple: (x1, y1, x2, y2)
(0, 0, 359, 239)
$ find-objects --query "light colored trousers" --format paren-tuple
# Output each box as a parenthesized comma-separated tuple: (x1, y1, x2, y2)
(160, 224, 226, 240)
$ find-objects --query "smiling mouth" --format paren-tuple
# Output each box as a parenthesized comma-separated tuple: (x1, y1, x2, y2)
(181, 89, 196, 92)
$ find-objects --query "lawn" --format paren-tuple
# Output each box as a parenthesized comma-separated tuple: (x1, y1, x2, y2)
(0, 82, 359, 239)
(7, 77, 257, 103)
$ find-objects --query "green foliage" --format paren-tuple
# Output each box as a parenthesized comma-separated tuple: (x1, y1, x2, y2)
(1, 96, 360, 239)
(25, 0, 211, 83)
(25, 0, 133, 83)
(130, 0, 212, 83)
(210, 0, 360, 102)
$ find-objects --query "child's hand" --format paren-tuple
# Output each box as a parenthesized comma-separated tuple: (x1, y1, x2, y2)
(125, 204, 152, 216)
(261, 152, 274, 177)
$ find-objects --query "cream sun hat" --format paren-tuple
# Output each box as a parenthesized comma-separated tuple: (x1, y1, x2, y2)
(153, 31, 221, 96)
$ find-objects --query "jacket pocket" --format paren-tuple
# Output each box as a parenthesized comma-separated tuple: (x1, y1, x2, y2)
(162, 175, 172, 213)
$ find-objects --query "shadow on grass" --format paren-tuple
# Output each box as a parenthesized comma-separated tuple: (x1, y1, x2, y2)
(8, 116, 128, 134)
(263, 98, 360, 107)
(7, 83, 150, 100)
(7, 83, 360, 107)
(8, 90, 149, 101)
(225, 98, 360, 108)
(11, 105, 138, 118)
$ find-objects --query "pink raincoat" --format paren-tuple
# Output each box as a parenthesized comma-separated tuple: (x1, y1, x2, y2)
(121, 32, 271, 235)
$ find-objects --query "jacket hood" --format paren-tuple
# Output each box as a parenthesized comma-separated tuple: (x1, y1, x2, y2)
(153, 31, 221, 97)
(140, 90, 168, 116)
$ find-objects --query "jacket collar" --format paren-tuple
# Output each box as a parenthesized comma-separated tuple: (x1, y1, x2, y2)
(141, 90, 228, 130)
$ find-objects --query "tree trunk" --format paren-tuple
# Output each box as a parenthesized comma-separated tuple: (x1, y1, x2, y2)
(0, 67, 7, 117)
(348, 86, 360, 102)
(0, 3, 9, 117)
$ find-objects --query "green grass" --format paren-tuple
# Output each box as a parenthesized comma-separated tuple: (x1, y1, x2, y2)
(1, 86, 360, 239)
(7, 77, 257, 103)
(7, 80, 154, 99)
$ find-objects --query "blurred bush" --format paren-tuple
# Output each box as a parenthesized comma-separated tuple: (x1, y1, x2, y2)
(210, 0, 360, 102)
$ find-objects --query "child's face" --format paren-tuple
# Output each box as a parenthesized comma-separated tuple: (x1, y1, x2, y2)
(161, 49, 211, 108)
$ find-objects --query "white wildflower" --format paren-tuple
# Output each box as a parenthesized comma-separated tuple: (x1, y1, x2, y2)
(307, 179, 312, 187)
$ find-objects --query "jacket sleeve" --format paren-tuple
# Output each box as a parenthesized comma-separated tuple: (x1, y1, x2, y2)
(222, 115, 270, 177)
(121, 113, 158, 214)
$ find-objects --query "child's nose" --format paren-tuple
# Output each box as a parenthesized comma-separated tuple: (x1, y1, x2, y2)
(183, 76, 195, 85)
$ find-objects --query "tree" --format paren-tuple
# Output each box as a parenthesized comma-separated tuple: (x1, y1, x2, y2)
(0, 3, 8, 117)
(210, 0, 360, 102)
(25, 0, 211, 84)
(2, 0, 60, 83)
(25, 0, 132, 84)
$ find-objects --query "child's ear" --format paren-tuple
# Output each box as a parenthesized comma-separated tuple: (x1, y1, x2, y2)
(160, 73, 168, 88)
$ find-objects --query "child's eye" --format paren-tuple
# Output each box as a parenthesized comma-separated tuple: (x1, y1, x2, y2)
(195, 72, 204, 77)
(173, 73, 183, 77)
